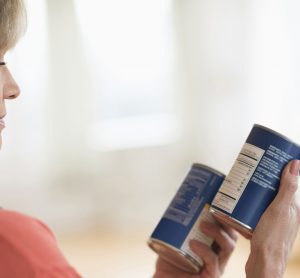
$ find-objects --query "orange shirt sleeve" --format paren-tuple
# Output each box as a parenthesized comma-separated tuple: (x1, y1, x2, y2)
(0, 210, 81, 278)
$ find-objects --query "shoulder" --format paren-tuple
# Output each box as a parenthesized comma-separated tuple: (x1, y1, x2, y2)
(0, 210, 81, 277)
(0, 209, 50, 227)
(0, 209, 55, 240)
(0, 209, 57, 261)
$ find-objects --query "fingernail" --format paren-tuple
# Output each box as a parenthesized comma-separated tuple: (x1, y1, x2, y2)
(199, 221, 207, 229)
(189, 239, 196, 246)
(189, 240, 194, 250)
(289, 160, 300, 176)
(189, 239, 198, 249)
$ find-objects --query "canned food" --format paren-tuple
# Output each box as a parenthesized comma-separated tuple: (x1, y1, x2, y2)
(210, 124, 300, 238)
(148, 163, 225, 273)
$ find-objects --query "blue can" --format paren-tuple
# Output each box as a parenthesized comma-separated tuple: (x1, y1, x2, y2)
(210, 124, 300, 238)
(148, 163, 225, 273)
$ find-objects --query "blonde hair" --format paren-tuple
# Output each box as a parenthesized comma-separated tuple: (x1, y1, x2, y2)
(0, 0, 26, 53)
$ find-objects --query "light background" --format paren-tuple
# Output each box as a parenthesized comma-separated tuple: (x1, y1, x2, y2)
(1, 0, 300, 277)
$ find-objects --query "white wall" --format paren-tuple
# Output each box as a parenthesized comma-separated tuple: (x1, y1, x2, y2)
(1, 0, 300, 235)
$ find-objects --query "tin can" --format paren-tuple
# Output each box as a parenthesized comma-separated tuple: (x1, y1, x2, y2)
(210, 124, 300, 238)
(148, 163, 225, 273)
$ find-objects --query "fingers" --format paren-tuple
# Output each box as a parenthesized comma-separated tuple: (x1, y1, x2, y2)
(154, 257, 174, 275)
(276, 160, 300, 204)
(200, 221, 237, 259)
(219, 222, 239, 242)
(189, 240, 219, 276)
(187, 220, 237, 276)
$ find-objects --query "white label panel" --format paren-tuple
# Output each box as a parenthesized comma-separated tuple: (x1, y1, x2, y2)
(212, 143, 265, 213)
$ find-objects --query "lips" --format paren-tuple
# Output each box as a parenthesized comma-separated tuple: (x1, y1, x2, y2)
(0, 119, 5, 128)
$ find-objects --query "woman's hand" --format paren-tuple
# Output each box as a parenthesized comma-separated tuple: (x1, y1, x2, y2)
(246, 160, 300, 278)
(153, 220, 238, 278)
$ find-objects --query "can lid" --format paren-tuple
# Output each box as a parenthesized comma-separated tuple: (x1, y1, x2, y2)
(192, 163, 225, 178)
(148, 238, 202, 273)
(253, 124, 300, 148)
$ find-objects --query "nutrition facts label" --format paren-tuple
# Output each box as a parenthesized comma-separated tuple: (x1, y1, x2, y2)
(212, 143, 265, 213)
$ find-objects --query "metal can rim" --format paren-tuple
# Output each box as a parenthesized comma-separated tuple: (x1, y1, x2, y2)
(147, 238, 202, 273)
(192, 163, 225, 178)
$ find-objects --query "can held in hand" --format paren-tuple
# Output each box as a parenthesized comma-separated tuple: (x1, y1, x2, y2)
(210, 124, 300, 238)
(148, 163, 225, 273)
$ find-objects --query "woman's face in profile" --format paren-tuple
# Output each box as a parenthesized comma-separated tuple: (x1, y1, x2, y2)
(0, 53, 20, 148)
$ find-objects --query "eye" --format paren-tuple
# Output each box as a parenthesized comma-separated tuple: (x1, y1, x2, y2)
(0, 62, 6, 66)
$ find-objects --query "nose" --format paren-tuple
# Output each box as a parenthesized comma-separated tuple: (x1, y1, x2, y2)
(4, 83, 20, 99)
(3, 69, 20, 100)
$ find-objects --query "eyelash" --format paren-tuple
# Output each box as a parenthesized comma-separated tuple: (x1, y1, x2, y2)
(0, 62, 6, 66)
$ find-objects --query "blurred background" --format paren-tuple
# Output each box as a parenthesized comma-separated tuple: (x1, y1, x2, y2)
(2, 0, 300, 277)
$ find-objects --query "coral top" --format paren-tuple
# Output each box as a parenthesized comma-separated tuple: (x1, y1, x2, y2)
(0, 210, 81, 277)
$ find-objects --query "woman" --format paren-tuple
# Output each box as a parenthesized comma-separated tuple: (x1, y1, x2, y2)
(2, 1, 300, 278)
(0, 1, 81, 277)
(2, 0, 233, 277)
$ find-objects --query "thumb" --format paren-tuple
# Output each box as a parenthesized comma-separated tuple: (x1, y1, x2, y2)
(276, 160, 300, 204)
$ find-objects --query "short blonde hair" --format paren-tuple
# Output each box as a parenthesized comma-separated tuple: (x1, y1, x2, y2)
(0, 0, 26, 54)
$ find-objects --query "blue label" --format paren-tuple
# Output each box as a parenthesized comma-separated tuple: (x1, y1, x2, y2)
(150, 165, 224, 248)
(211, 125, 300, 229)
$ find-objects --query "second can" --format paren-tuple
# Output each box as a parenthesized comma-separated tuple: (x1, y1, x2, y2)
(148, 163, 225, 273)
(210, 124, 300, 238)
